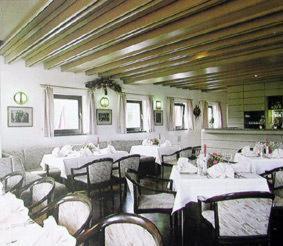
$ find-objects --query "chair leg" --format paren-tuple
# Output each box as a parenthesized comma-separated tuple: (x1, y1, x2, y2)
(110, 183, 114, 212)
(119, 182, 123, 211)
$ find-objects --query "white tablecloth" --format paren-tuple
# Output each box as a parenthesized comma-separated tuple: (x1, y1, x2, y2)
(234, 153, 283, 174)
(130, 145, 180, 164)
(40, 151, 129, 178)
(169, 166, 270, 213)
(0, 192, 76, 246)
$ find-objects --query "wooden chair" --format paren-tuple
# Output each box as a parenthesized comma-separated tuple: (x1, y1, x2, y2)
(111, 154, 140, 209)
(77, 213, 163, 246)
(20, 177, 55, 214)
(125, 170, 176, 234)
(198, 191, 274, 245)
(32, 193, 92, 238)
(70, 158, 114, 215)
(0, 171, 24, 196)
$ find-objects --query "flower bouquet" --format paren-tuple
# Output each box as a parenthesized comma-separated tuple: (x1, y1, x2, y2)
(151, 138, 160, 145)
(207, 152, 223, 168)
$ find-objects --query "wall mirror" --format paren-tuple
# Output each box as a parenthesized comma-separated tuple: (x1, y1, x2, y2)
(14, 91, 28, 105)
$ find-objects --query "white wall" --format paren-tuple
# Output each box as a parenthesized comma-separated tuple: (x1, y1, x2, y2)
(0, 57, 227, 151)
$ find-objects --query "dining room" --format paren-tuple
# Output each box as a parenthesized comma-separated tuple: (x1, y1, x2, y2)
(0, 0, 283, 245)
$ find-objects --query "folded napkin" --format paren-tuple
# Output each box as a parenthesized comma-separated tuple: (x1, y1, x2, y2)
(241, 145, 254, 156)
(79, 148, 93, 157)
(160, 140, 172, 147)
(100, 145, 116, 155)
(272, 149, 283, 158)
(52, 147, 61, 157)
(207, 163, 234, 179)
(142, 139, 152, 146)
(177, 158, 197, 174)
(59, 145, 73, 157)
(34, 216, 76, 246)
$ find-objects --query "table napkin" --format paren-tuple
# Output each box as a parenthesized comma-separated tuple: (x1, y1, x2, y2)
(160, 140, 172, 147)
(177, 158, 197, 173)
(207, 163, 234, 178)
(272, 149, 283, 158)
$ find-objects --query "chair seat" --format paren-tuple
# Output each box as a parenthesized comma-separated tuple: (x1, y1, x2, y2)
(202, 199, 271, 237)
(274, 196, 283, 207)
(138, 193, 174, 210)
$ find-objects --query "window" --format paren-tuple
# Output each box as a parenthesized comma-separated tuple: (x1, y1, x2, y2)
(174, 103, 185, 130)
(208, 105, 215, 128)
(54, 95, 83, 136)
(126, 100, 143, 132)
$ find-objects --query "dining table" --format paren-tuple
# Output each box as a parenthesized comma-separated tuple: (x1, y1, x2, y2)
(130, 144, 180, 164)
(234, 152, 283, 174)
(0, 192, 76, 246)
(40, 151, 128, 179)
(169, 165, 270, 213)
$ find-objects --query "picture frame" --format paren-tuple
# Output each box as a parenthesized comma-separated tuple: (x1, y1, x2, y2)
(96, 109, 112, 125)
(8, 106, 33, 127)
(154, 110, 163, 126)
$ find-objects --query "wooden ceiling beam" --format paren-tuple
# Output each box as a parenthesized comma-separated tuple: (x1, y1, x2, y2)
(24, 0, 168, 67)
(106, 31, 283, 78)
(59, 0, 275, 72)
(85, 13, 283, 75)
(44, 0, 220, 70)
(0, 0, 60, 54)
(124, 45, 283, 84)
(4, 0, 112, 63)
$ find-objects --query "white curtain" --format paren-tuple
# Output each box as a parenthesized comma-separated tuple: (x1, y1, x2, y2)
(117, 93, 127, 134)
(186, 99, 194, 130)
(145, 95, 154, 132)
(167, 97, 175, 131)
(201, 100, 209, 129)
(215, 102, 224, 128)
(44, 86, 54, 137)
(88, 90, 97, 135)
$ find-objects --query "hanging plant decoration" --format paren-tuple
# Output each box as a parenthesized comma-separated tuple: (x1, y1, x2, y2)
(193, 105, 201, 119)
(85, 78, 122, 94)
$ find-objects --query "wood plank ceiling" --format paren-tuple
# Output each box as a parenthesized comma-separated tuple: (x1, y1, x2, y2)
(0, 0, 283, 91)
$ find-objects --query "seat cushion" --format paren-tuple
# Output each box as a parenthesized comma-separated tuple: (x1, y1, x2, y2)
(138, 193, 174, 210)
(202, 198, 272, 237)
(274, 196, 283, 207)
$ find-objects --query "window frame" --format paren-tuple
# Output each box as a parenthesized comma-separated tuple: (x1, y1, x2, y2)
(54, 94, 83, 136)
(126, 100, 144, 133)
(174, 103, 186, 130)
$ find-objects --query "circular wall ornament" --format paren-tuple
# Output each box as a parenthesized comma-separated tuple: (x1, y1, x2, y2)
(100, 97, 109, 108)
(14, 91, 28, 105)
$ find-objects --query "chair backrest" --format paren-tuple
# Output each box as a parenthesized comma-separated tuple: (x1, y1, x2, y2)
(118, 154, 140, 178)
(56, 194, 92, 237)
(1, 171, 24, 195)
(208, 192, 273, 238)
(179, 147, 193, 158)
(77, 213, 163, 246)
(20, 177, 55, 213)
(87, 158, 113, 184)
(0, 157, 13, 179)
(262, 167, 283, 195)
(125, 171, 140, 210)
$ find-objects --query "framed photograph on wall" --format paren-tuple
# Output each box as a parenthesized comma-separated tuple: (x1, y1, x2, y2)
(96, 109, 112, 125)
(8, 106, 33, 127)
(154, 110, 163, 126)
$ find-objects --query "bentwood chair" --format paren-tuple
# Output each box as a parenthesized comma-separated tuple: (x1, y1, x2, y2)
(198, 191, 274, 245)
(125, 170, 176, 233)
(76, 213, 163, 246)
(33, 193, 92, 238)
(20, 177, 55, 215)
(0, 171, 24, 196)
(111, 154, 140, 209)
(70, 158, 114, 215)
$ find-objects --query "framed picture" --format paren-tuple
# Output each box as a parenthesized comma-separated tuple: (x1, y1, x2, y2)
(96, 109, 112, 125)
(154, 110, 163, 126)
(8, 106, 33, 127)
